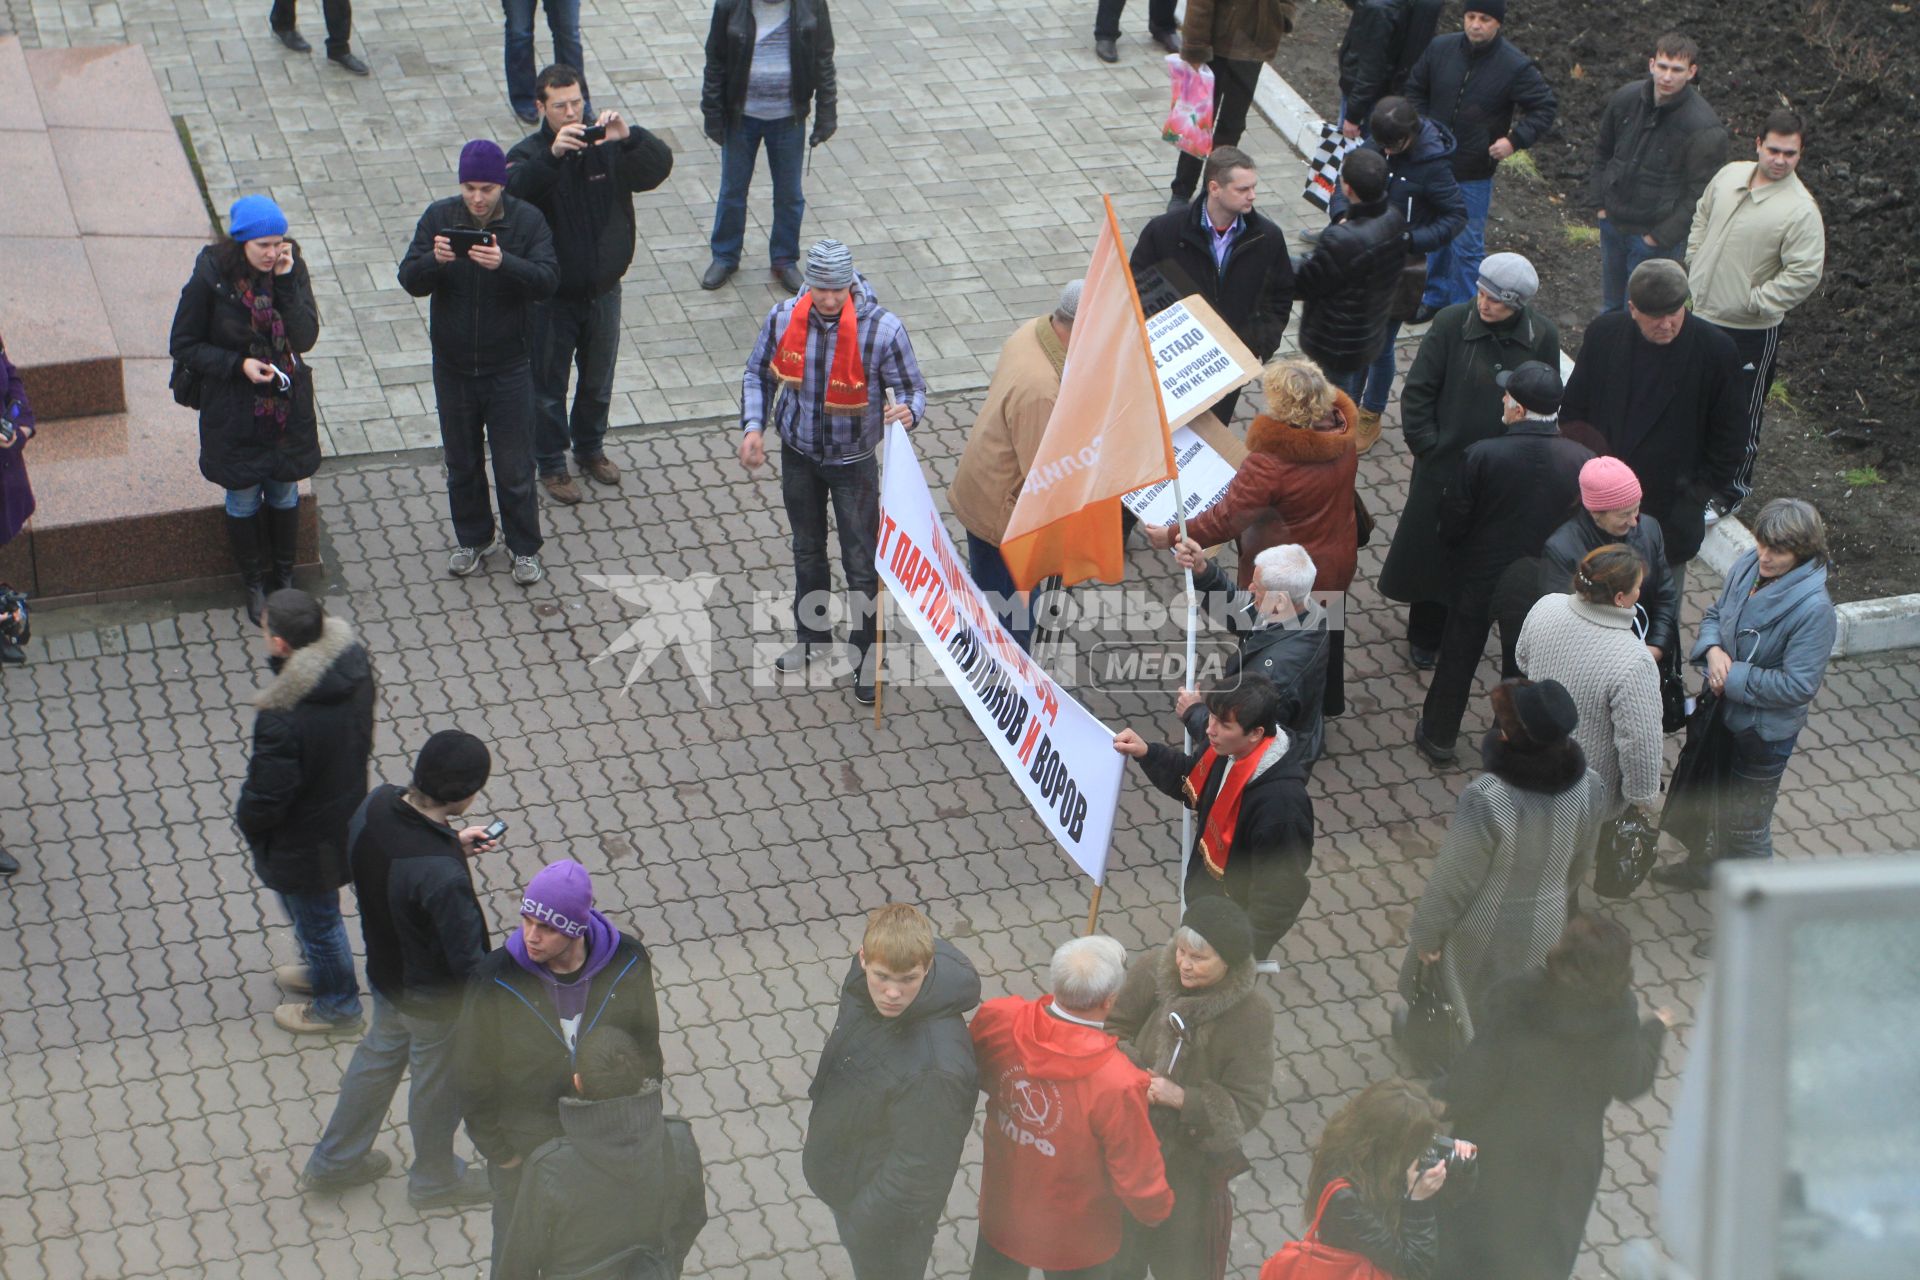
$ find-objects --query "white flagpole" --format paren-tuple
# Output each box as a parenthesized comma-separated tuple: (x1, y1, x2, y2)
(1169, 457, 1198, 913)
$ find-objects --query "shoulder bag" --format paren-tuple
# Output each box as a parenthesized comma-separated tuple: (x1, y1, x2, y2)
(1258, 1178, 1390, 1280)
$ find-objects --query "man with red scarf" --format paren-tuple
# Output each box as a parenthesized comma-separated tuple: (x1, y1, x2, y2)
(1112, 677, 1314, 966)
(738, 238, 927, 704)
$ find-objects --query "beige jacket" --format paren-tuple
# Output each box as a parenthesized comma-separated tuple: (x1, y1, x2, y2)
(1182, 0, 1295, 66)
(948, 316, 1065, 545)
(1685, 162, 1825, 330)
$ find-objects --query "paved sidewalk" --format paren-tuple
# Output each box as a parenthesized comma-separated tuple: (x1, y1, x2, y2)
(5, 386, 1920, 1279)
(11, 0, 1318, 457)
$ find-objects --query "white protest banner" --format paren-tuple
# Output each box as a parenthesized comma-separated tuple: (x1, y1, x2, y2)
(875, 422, 1124, 883)
(1120, 424, 1239, 527)
(1147, 295, 1259, 430)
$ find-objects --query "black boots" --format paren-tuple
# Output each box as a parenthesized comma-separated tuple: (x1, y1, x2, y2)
(265, 504, 301, 592)
(224, 512, 270, 626)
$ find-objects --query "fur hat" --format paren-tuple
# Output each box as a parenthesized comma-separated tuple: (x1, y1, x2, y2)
(1180, 896, 1255, 969)
(1489, 678, 1579, 749)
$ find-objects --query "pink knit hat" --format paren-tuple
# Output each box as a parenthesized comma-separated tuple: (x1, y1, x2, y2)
(1579, 457, 1642, 512)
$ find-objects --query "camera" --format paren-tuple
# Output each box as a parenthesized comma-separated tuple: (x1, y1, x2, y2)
(0, 586, 29, 664)
(1418, 1136, 1474, 1177)
(578, 122, 607, 144)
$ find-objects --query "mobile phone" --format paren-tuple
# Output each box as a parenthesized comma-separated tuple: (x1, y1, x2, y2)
(480, 819, 508, 843)
(578, 122, 608, 144)
(445, 228, 496, 258)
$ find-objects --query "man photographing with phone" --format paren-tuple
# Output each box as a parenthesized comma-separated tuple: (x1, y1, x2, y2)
(400, 139, 559, 587)
(507, 65, 673, 508)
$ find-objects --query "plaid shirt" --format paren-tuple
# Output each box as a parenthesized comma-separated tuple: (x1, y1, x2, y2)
(740, 276, 928, 463)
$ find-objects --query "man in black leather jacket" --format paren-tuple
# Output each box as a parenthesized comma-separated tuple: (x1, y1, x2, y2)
(699, 0, 837, 292)
(1335, 0, 1443, 136)
(1293, 147, 1407, 394)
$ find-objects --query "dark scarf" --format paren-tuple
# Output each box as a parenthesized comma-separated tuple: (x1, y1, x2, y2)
(240, 271, 297, 435)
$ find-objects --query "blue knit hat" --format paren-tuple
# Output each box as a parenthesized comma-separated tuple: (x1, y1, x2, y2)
(458, 139, 510, 186)
(227, 194, 288, 243)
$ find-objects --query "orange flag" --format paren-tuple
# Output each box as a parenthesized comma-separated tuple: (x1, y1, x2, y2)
(999, 196, 1177, 592)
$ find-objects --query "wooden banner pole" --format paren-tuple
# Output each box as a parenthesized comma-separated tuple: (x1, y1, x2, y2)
(1085, 884, 1103, 936)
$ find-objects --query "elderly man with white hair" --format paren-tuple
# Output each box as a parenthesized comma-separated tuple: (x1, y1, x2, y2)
(1172, 538, 1330, 772)
(968, 935, 1173, 1278)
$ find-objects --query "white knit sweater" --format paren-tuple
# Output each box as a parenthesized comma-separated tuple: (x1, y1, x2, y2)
(1515, 593, 1664, 813)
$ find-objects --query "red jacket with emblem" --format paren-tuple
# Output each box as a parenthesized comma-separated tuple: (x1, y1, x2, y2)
(971, 994, 1174, 1270)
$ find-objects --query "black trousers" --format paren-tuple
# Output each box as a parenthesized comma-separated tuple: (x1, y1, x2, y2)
(972, 1230, 1113, 1280)
(1420, 588, 1522, 750)
(1324, 628, 1347, 717)
(1707, 320, 1780, 505)
(1171, 58, 1263, 200)
(1408, 599, 1448, 652)
(834, 1206, 939, 1280)
(435, 362, 543, 557)
(1093, 0, 1177, 39)
(270, 0, 352, 54)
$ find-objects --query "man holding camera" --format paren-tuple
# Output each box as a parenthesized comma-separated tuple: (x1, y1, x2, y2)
(399, 139, 559, 585)
(507, 65, 673, 506)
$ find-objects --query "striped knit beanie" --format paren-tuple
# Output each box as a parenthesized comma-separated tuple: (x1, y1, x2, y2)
(805, 239, 855, 289)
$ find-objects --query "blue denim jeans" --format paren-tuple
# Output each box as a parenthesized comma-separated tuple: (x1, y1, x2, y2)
(1424, 176, 1493, 308)
(502, 0, 582, 116)
(710, 115, 806, 269)
(965, 532, 1033, 652)
(1327, 364, 1368, 406)
(1360, 320, 1403, 415)
(305, 994, 470, 1195)
(279, 890, 361, 1023)
(1598, 215, 1682, 314)
(781, 443, 878, 653)
(530, 289, 620, 477)
(224, 480, 299, 517)
(1715, 727, 1799, 861)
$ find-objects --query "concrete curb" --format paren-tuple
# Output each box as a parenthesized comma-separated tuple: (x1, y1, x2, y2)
(1247, 60, 1917, 658)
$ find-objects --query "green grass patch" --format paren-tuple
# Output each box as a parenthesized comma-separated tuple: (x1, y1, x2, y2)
(1844, 466, 1885, 487)
(1501, 150, 1541, 182)
(1766, 378, 1796, 411)
(1563, 224, 1601, 247)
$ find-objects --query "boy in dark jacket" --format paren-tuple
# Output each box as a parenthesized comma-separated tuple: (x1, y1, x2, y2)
(1416, 362, 1593, 763)
(459, 859, 665, 1274)
(1132, 145, 1294, 425)
(804, 904, 981, 1280)
(1590, 32, 1727, 312)
(1404, 2, 1557, 311)
(507, 65, 672, 504)
(398, 140, 559, 586)
(699, 0, 837, 291)
(1292, 147, 1407, 393)
(236, 589, 377, 1035)
(1113, 677, 1316, 965)
(495, 1027, 708, 1280)
(300, 729, 501, 1209)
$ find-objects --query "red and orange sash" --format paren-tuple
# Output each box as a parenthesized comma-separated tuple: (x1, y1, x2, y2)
(771, 294, 868, 413)
(1182, 736, 1278, 878)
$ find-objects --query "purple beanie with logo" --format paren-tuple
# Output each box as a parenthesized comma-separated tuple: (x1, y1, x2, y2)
(521, 859, 593, 938)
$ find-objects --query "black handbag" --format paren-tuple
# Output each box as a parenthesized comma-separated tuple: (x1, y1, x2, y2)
(1593, 808, 1661, 898)
(1660, 688, 1731, 861)
(168, 359, 203, 410)
(1658, 648, 1690, 734)
(1398, 962, 1463, 1077)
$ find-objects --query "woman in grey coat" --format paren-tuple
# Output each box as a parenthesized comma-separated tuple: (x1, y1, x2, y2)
(1653, 499, 1836, 888)
(1398, 678, 1606, 1043)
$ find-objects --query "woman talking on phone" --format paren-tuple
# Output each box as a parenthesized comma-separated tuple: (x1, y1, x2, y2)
(168, 194, 321, 627)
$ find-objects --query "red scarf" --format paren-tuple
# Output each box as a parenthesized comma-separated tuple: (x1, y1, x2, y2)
(772, 294, 867, 413)
(1183, 736, 1278, 878)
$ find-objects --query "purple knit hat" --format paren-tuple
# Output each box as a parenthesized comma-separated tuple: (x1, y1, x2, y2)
(521, 859, 593, 938)
(458, 139, 509, 186)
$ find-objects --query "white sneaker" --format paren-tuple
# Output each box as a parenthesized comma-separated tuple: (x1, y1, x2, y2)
(448, 535, 500, 577)
(511, 554, 545, 586)
(1702, 502, 1721, 527)
(1255, 960, 1282, 975)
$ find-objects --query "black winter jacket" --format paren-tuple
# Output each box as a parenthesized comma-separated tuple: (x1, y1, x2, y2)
(1364, 117, 1468, 255)
(1558, 312, 1745, 563)
(1318, 1185, 1441, 1280)
(496, 1090, 708, 1280)
(397, 194, 558, 376)
(1137, 735, 1315, 958)
(1591, 80, 1727, 246)
(168, 243, 321, 490)
(1437, 418, 1594, 598)
(234, 618, 376, 896)
(458, 933, 665, 1164)
(349, 784, 492, 1019)
(1186, 557, 1329, 771)
(1336, 0, 1443, 129)
(1539, 510, 1679, 658)
(803, 939, 980, 1229)
(1404, 32, 1557, 183)
(1131, 200, 1294, 363)
(701, 0, 837, 138)
(1293, 195, 1408, 374)
(506, 125, 673, 301)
